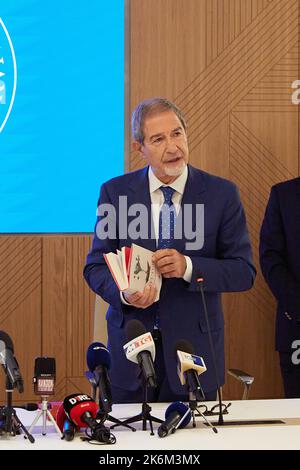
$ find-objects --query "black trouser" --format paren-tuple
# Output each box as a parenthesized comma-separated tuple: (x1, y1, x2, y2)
(111, 329, 217, 404)
(279, 351, 300, 398)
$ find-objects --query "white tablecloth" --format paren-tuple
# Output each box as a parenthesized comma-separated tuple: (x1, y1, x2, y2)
(0, 398, 300, 450)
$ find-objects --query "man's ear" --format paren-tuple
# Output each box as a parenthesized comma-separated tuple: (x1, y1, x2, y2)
(132, 140, 143, 155)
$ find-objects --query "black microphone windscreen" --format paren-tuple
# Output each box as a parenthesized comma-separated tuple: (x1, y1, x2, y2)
(34, 357, 56, 376)
(125, 319, 146, 342)
(0, 330, 14, 352)
(86, 342, 111, 371)
(175, 339, 195, 356)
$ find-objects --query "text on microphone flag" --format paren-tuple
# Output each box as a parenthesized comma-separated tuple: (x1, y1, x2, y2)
(68, 394, 91, 405)
(124, 332, 154, 355)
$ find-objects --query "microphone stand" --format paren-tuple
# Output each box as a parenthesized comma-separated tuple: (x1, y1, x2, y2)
(196, 277, 224, 426)
(0, 377, 35, 443)
(196, 280, 288, 428)
(86, 371, 136, 432)
(188, 395, 218, 434)
(27, 395, 63, 438)
(110, 376, 163, 435)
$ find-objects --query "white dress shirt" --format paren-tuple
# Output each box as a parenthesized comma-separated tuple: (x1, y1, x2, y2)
(121, 165, 193, 304)
(148, 166, 192, 283)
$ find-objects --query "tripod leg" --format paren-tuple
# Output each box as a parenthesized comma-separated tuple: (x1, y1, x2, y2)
(109, 394, 163, 434)
(192, 410, 196, 428)
(196, 409, 218, 434)
(12, 414, 35, 443)
(46, 409, 63, 438)
(142, 412, 147, 431)
(142, 403, 150, 431)
(110, 412, 143, 429)
(42, 409, 47, 435)
(147, 413, 154, 436)
(27, 409, 43, 434)
(106, 415, 136, 432)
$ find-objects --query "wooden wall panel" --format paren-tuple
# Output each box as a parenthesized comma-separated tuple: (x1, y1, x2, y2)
(42, 237, 68, 400)
(42, 236, 95, 401)
(0, 237, 42, 403)
(129, 0, 299, 399)
(65, 237, 95, 384)
(0, 235, 94, 405)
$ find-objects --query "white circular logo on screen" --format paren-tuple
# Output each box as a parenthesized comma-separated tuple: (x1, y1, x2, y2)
(0, 17, 17, 133)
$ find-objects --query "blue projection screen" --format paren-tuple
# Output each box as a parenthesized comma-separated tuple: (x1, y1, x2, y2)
(0, 1, 124, 232)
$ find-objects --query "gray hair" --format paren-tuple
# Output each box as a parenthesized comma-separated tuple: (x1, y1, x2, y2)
(131, 98, 187, 144)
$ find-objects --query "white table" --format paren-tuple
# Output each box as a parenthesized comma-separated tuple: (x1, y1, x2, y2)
(0, 399, 300, 450)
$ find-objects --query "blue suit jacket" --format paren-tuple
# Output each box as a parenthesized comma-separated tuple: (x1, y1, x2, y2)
(84, 165, 256, 394)
(259, 178, 300, 351)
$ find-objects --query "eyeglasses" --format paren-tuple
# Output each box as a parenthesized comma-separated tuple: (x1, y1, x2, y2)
(196, 402, 232, 417)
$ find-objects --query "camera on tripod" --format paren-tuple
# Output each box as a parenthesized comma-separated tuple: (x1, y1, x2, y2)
(33, 357, 56, 396)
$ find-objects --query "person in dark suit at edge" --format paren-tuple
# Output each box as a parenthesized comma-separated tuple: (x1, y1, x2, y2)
(84, 98, 256, 403)
(260, 178, 300, 398)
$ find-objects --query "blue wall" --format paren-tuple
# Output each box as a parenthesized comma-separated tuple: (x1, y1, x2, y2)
(0, 0, 124, 232)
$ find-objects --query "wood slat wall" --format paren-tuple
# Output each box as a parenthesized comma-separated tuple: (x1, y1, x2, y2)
(0, 236, 95, 404)
(128, 0, 299, 399)
(0, 0, 299, 403)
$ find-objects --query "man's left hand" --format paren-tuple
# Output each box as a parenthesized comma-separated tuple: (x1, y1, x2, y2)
(153, 249, 187, 278)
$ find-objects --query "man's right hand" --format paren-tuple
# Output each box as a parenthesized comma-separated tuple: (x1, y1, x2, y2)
(123, 283, 157, 309)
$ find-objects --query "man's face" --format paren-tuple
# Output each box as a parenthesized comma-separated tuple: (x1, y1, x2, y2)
(135, 110, 189, 184)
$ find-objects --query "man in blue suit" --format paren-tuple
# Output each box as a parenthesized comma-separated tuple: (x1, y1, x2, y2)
(84, 98, 255, 403)
(260, 178, 300, 398)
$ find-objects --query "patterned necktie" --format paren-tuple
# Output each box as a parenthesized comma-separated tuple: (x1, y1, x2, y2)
(158, 186, 176, 249)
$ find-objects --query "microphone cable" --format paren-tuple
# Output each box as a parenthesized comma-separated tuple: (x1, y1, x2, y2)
(81, 410, 116, 445)
(81, 423, 116, 445)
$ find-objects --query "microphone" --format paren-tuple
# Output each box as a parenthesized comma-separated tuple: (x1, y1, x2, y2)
(123, 319, 157, 388)
(0, 331, 24, 393)
(63, 393, 113, 444)
(86, 342, 112, 413)
(33, 357, 56, 396)
(63, 393, 98, 428)
(63, 419, 76, 441)
(157, 401, 191, 438)
(176, 339, 206, 402)
(56, 404, 76, 441)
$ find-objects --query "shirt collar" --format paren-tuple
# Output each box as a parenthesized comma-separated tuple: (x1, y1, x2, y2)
(148, 165, 188, 195)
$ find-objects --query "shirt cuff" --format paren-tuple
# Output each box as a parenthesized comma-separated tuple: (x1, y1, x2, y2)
(183, 256, 193, 283)
(120, 291, 131, 305)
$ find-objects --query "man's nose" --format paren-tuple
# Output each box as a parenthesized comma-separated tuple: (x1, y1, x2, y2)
(165, 137, 177, 152)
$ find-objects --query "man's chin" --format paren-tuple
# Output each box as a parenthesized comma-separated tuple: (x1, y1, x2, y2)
(164, 162, 187, 177)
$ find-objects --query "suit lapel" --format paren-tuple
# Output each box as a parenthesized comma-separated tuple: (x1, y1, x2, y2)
(127, 167, 156, 251)
(173, 165, 206, 253)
